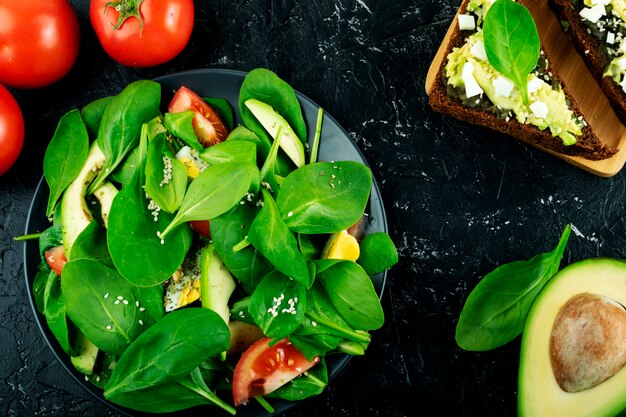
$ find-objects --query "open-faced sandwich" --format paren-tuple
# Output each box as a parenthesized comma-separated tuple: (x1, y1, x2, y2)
(428, 0, 617, 160)
(550, 0, 626, 126)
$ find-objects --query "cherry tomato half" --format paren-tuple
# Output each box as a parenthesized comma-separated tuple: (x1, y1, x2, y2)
(90, 0, 195, 67)
(232, 337, 320, 406)
(168, 86, 229, 147)
(0, 85, 24, 176)
(189, 220, 211, 238)
(0, 1, 80, 89)
(45, 246, 68, 276)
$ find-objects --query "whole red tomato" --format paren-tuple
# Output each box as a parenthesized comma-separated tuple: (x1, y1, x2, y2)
(90, 0, 195, 67)
(0, 1, 80, 89)
(0, 85, 24, 176)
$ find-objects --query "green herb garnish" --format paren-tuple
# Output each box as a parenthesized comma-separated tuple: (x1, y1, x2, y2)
(483, 0, 540, 105)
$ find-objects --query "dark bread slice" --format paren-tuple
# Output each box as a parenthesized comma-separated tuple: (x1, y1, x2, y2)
(549, 0, 626, 126)
(428, 0, 616, 160)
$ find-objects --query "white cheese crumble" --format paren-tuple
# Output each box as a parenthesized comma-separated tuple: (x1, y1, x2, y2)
(458, 14, 476, 31)
(492, 76, 515, 97)
(527, 77, 546, 94)
(461, 61, 483, 98)
(529, 101, 549, 119)
(580, 4, 606, 23)
(470, 40, 487, 61)
(607, 31, 616, 44)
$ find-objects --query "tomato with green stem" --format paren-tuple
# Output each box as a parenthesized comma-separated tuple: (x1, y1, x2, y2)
(0, 85, 24, 176)
(90, 0, 195, 67)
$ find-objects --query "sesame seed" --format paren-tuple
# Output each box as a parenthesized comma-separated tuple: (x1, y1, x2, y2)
(123, 300, 129, 305)
(104, 293, 109, 299)
(136, 301, 140, 307)
(140, 307, 146, 312)
(287, 211, 293, 217)
(106, 325, 112, 330)
(139, 320, 144, 325)
(114, 300, 120, 305)
(117, 296, 124, 300)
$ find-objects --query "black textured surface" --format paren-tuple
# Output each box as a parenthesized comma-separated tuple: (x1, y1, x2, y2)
(2, 1, 624, 416)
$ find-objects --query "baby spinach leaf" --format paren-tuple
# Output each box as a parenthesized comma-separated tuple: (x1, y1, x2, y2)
(110, 145, 141, 187)
(82, 96, 113, 140)
(455, 225, 571, 351)
(108, 157, 192, 286)
(135, 284, 164, 324)
(204, 97, 234, 131)
(86, 352, 117, 389)
(90, 80, 161, 194)
(104, 308, 230, 398)
(105, 374, 214, 413)
(269, 359, 328, 401)
(211, 204, 272, 293)
(248, 189, 310, 287)
(290, 331, 341, 361)
(33, 269, 49, 314)
(227, 125, 263, 145)
(357, 232, 398, 275)
(160, 162, 256, 239)
(230, 296, 255, 324)
(276, 161, 372, 234)
(71, 221, 114, 269)
(44, 109, 90, 217)
(145, 132, 187, 213)
(199, 140, 257, 166)
(249, 270, 306, 339)
(316, 261, 384, 331)
(298, 234, 323, 260)
(62, 259, 150, 356)
(43, 269, 74, 355)
(164, 111, 203, 152)
(38, 225, 63, 265)
(483, 0, 539, 105)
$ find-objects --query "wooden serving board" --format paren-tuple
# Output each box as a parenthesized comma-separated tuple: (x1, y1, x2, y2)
(425, 0, 626, 177)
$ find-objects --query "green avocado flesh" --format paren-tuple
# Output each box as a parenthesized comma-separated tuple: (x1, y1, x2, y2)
(519, 258, 626, 417)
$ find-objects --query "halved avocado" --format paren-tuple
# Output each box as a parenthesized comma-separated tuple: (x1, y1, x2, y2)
(519, 258, 626, 417)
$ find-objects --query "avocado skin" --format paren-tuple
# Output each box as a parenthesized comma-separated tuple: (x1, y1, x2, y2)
(518, 258, 626, 417)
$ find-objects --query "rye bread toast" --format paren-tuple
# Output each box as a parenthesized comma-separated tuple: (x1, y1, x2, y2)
(549, 0, 626, 126)
(428, 0, 617, 160)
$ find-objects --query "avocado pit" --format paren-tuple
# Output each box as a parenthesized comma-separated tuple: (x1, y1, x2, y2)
(550, 292, 626, 393)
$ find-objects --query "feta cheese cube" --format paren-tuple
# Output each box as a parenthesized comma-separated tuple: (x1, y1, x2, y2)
(492, 76, 515, 97)
(527, 77, 546, 94)
(579, 4, 606, 24)
(529, 101, 549, 119)
(462, 61, 483, 98)
(458, 14, 476, 31)
(607, 31, 616, 44)
(470, 40, 488, 61)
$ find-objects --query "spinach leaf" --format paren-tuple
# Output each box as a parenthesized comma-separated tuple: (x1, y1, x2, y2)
(110, 145, 141, 187)
(268, 360, 328, 401)
(483, 0, 539, 104)
(82, 96, 112, 140)
(90, 80, 161, 194)
(211, 204, 272, 293)
(71, 221, 114, 269)
(104, 374, 215, 413)
(44, 109, 90, 217)
(230, 296, 254, 324)
(104, 308, 230, 397)
(145, 132, 187, 213)
(248, 189, 310, 287)
(135, 284, 164, 325)
(298, 234, 323, 260)
(276, 161, 372, 234)
(43, 269, 74, 355)
(249, 270, 306, 339)
(316, 261, 384, 331)
(86, 352, 117, 389)
(108, 139, 192, 286)
(227, 125, 263, 145)
(455, 225, 571, 351)
(164, 111, 203, 152)
(357, 232, 398, 274)
(204, 97, 234, 131)
(160, 162, 257, 239)
(38, 225, 63, 265)
(33, 269, 49, 314)
(62, 259, 150, 356)
(199, 140, 257, 166)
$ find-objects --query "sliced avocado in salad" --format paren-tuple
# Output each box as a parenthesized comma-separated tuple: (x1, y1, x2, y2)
(245, 98, 306, 168)
(70, 330, 99, 375)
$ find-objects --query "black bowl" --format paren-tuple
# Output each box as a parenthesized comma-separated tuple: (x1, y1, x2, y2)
(23, 68, 388, 417)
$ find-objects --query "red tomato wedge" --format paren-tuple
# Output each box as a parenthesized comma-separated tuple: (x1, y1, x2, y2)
(168, 87, 229, 147)
(45, 246, 68, 276)
(232, 337, 320, 406)
(189, 220, 211, 238)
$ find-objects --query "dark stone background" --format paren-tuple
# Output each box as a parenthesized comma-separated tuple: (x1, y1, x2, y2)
(2, 0, 624, 416)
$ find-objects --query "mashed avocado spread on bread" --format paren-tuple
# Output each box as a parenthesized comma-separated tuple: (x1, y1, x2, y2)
(445, 0, 584, 146)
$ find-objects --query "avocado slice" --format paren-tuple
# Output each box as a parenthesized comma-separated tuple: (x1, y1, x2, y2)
(519, 258, 626, 417)
(71, 330, 99, 375)
(61, 142, 106, 258)
(244, 98, 305, 168)
(200, 243, 236, 324)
